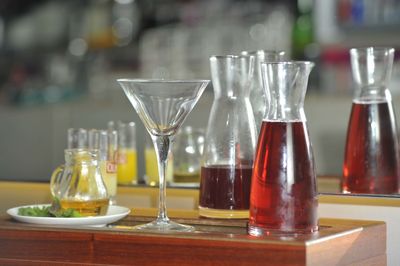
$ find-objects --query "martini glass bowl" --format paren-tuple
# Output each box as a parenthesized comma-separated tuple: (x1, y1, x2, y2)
(118, 79, 209, 232)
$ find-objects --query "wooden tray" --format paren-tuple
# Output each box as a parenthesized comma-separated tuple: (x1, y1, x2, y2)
(0, 208, 386, 266)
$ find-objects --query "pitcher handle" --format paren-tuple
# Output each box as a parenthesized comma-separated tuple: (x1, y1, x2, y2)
(50, 165, 65, 198)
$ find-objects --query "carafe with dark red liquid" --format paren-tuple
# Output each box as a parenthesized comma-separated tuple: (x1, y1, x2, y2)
(343, 47, 400, 194)
(199, 55, 257, 219)
(248, 61, 318, 236)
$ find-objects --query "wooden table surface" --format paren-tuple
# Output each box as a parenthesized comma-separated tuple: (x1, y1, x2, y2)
(0, 208, 386, 266)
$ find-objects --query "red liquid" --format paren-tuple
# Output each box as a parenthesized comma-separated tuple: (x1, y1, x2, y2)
(199, 165, 252, 210)
(249, 120, 318, 233)
(343, 101, 400, 194)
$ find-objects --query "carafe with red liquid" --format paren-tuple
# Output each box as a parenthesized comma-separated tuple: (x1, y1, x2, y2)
(248, 61, 318, 236)
(343, 47, 400, 194)
(199, 55, 257, 219)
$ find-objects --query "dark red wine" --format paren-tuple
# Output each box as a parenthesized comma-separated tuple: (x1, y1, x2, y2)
(199, 165, 252, 210)
(343, 101, 400, 194)
(249, 120, 318, 233)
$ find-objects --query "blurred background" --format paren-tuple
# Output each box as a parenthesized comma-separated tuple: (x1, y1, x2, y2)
(1, 0, 400, 182)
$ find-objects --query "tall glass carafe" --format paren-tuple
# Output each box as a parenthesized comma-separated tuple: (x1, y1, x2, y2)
(199, 55, 257, 219)
(343, 47, 400, 194)
(241, 50, 286, 135)
(248, 61, 318, 236)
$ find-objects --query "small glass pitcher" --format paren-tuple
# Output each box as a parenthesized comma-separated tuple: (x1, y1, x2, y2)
(50, 149, 109, 216)
(248, 61, 318, 236)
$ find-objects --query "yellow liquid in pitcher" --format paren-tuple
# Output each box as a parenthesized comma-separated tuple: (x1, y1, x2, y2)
(117, 148, 138, 185)
(60, 198, 109, 216)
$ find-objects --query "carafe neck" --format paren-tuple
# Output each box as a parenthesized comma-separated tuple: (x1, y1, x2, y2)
(350, 47, 394, 103)
(210, 55, 254, 99)
(261, 61, 314, 121)
(354, 86, 391, 103)
(213, 86, 251, 100)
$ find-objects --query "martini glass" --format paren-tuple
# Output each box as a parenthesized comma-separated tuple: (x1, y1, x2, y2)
(118, 79, 209, 232)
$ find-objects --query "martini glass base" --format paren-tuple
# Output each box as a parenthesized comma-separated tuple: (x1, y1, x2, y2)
(133, 218, 194, 232)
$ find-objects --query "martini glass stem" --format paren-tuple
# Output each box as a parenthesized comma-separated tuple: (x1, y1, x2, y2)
(152, 135, 172, 222)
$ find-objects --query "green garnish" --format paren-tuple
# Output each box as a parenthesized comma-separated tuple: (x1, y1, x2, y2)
(18, 206, 52, 217)
(18, 198, 81, 218)
(49, 206, 82, 218)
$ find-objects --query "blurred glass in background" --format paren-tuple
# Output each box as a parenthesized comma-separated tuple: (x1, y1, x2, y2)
(172, 126, 204, 186)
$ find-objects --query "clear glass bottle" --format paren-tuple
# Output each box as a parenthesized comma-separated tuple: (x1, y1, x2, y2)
(241, 50, 286, 135)
(199, 55, 257, 219)
(343, 47, 400, 194)
(248, 61, 318, 236)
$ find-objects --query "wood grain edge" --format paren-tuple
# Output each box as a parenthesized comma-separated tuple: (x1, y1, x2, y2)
(93, 232, 306, 266)
(306, 222, 386, 265)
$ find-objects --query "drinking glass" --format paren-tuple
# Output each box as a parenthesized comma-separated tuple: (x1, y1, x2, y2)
(173, 126, 204, 185)
(343, 47, 400, 194)
(248, 61, 318, 236)
(68, 128, 88, 149)
(116, 121, 138, 185)
(118, 78, 209, 232)
(88, 129, 118, 205)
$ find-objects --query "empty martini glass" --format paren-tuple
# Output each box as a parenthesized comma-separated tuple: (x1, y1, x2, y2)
(118, 79, 209, 232)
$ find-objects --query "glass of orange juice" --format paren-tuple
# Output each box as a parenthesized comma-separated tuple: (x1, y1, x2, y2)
(116, 121, 138, 185)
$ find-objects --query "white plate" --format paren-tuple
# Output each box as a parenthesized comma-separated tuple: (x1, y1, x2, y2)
(7, 204, 130, 227)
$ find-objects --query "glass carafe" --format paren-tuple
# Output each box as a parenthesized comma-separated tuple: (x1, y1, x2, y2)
(199, 55, 257, 219)
(343, 47, 400, 194)
(50, 149, 109, 216)
(241, 50, 286, 135)
(248, 61, 318, 236)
